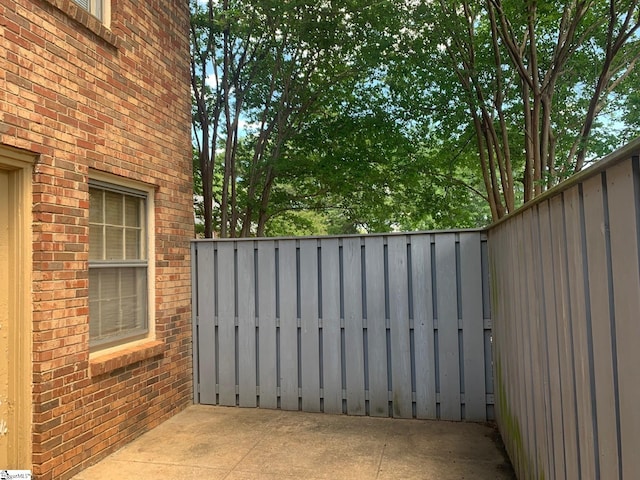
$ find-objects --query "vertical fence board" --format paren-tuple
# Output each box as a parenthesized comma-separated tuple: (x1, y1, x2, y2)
(278, 240, 299, 410)
(564, 186, 597, 478)
(582, 173, 619, 478)
(321, 238, 342, 414)
(217, 242, 236, 406)
(511, 214, 530, 476)
(522, 208, 546, 480)
(387, 236, 412, 418)
(237, 242, 257, 407)
(365, 236, 389, 417)
(411, 235, 437, 419)
(192, 243, 200, 402)
(529, 205, 553, 478)
(343, 238, 365, 415)
(538, 200, 566, 480)
(489, 228, 505, 424)
(300, 240, 321, 412)
(257, 241, 278, 409)
(550, 195, 581, 479)
(196, 244, 217, 405)
(606, 159, 640, 479)
(459, 232, 485, 421)
(435, 233, 460, 420)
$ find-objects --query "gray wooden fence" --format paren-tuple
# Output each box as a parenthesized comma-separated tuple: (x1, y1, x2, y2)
(489, 138, 640, 479)
(192, 231, 493, 420)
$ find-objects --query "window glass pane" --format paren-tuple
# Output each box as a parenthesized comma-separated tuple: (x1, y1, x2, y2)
(89, 225, 103, 260)
(73, 0, 90, 9)
(125, 196, 141, 227)
(105, 226, 123, 260)
(101, 300, 120, 336)
(100, 269, 119, 300)
(120, 268, 135, 292)
(120, 295, 137, 331)
(89, 267, 147, 346)
(105, 191, 123, 225)
(89, 270, 99, 298)
(125, 229, 140, 259)
(72, 0, 102, 20)
(89, 189, 103, 223)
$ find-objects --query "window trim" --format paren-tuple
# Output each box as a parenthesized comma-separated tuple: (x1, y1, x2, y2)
(88, 172, 156, 358)
(40, 0, 118, 47)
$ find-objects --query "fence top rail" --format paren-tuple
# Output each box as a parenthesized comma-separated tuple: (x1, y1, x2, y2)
(191, 227, 488, 244)
(489, 135, 640, 230)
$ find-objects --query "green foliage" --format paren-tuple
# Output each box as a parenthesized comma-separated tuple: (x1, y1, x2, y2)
(386, 0, 640, 218)
(191, 0, 640, 236)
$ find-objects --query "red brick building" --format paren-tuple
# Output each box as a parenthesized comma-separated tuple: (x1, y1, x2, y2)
(0, 0, 193, 478)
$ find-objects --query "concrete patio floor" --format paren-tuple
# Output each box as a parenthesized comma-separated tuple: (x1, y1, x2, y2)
(72, 405, 515, 480)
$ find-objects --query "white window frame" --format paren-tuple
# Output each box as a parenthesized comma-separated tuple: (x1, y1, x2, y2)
(88, 172, 155, 355)
(72, 0, 111, 26)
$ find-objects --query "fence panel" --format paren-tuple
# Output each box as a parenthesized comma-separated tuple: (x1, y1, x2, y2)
(606, 160, 640, 479)
(489, 139, 640, 480)
(193, 231, 492, 419)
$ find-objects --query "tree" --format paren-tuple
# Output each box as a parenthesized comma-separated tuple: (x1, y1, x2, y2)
(390, 0, 640, 221)
(262, 84, 491, 234)
(190, 0, 399, 237)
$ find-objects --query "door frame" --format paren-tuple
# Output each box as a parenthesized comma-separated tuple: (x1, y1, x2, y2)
(0, 145, 33, 469)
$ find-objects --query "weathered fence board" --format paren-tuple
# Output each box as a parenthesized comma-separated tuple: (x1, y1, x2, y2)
(193, 231, 492, 420)
(388, 236, 412, 418)
(460, 231, 486, 421)
(530, 204, 554, 478)
(257, 241, 277, 409)
(343, 238, 365, 415)
(582, 174, 619, 478)
(217, 242, 235, 407)
(300, 240, 320, 412)
(551, 194, 581, 480)
(411, 235, 436, 419)
(435, 233, 460, 421)
(364, 236, 388, 417)
(195, 245, 216, 405)
(489, 139, 640, 480)
(237, 242, 256, 408)
(279, 240, 298, 410)
(538, 200, 566, 480)
(565, 186, 597, 480)
(321, 238, 342, 414)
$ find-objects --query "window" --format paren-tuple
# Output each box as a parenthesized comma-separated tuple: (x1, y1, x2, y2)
(89, 180, 151, 350)
(72, 0, 105, 21)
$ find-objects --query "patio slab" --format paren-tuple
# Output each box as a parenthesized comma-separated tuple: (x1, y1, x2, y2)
(71, 405, 515, 480)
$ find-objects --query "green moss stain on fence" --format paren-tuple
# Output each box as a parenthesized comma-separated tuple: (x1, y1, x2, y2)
(490, 235, 545, 480)
(495, 355, 546, 480)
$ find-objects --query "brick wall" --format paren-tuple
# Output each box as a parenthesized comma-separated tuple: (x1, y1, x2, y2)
(0, 0, 193, 478)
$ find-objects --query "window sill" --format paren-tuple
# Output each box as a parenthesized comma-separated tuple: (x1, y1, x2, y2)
(89, 340, 165, 377)
(42, 0, 120, 48)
